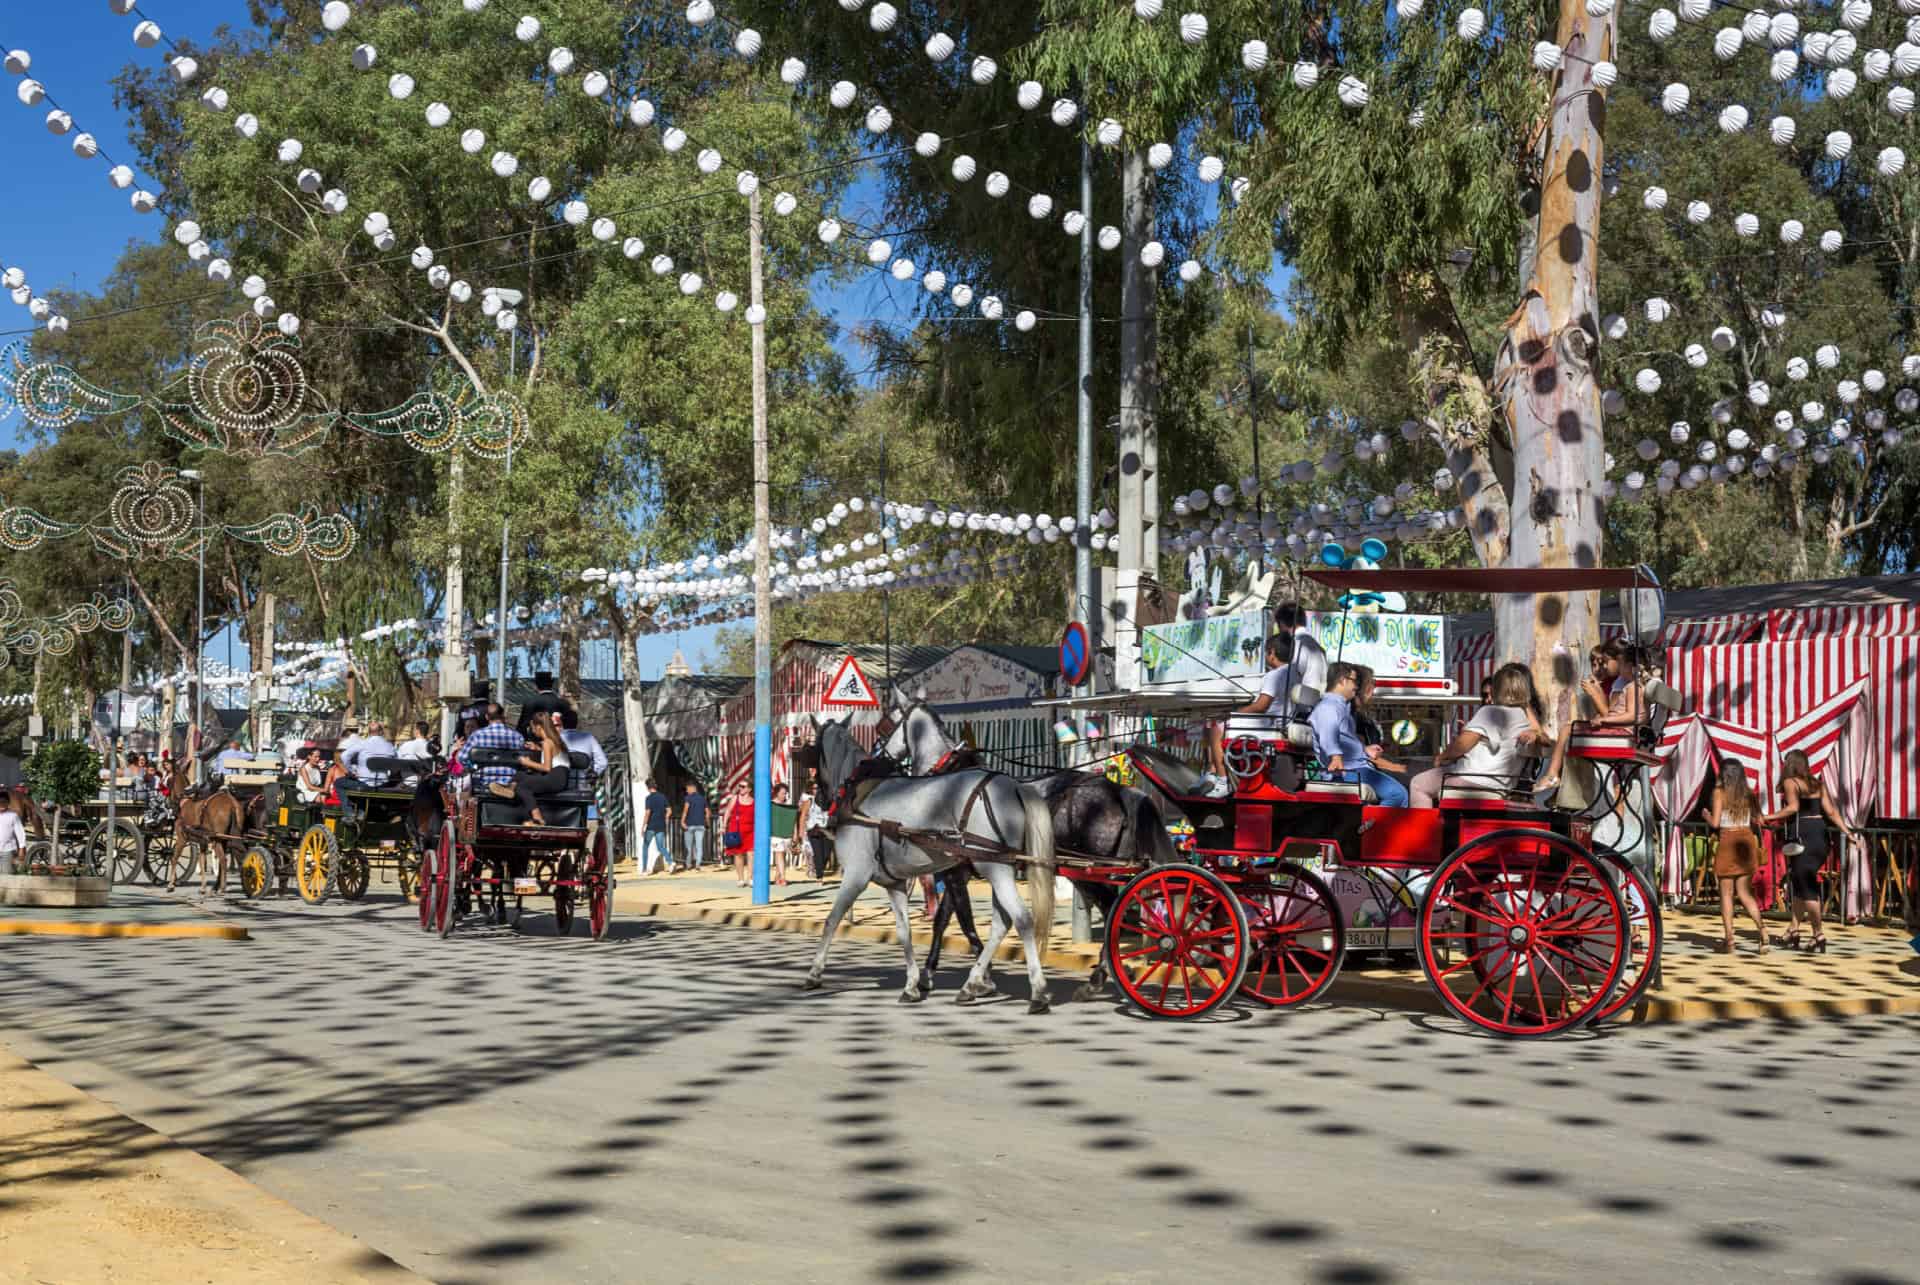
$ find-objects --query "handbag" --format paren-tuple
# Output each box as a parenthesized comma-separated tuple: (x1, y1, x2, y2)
(1781, 810, 1805, 858)
(724, 829, 743, 849)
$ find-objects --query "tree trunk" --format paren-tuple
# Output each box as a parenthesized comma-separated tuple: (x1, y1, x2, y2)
(1114, 148, 1157, 686)
(558, 599, 582, 705)
(1492, 0, 1617, 720)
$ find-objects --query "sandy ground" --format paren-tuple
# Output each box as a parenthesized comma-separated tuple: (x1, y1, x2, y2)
(0, 1048, 425, 1285)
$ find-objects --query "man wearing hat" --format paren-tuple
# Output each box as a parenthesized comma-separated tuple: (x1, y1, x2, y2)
(516, 670, 574, 737)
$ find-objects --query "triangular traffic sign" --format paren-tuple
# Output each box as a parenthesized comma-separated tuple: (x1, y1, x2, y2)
(821, 654, 879, 707)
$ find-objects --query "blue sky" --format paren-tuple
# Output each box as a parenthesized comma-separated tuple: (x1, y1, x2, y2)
(1, 4, 1285, 681)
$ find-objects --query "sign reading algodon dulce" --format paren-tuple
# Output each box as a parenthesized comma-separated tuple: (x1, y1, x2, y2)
(907, 648, 1046, 706)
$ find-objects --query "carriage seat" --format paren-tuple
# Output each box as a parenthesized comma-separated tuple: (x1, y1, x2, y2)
(1128, 745, 1206, 797)
(1299, 778, 1378, 804)
(468, 749, 596, 830)
(1437, 775, 1525, 805)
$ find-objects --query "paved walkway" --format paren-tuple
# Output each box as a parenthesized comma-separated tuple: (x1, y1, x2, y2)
(0, 884, 249, 939)
(0, 1047, 423, 1282)
(611, 865, 1920, 1024)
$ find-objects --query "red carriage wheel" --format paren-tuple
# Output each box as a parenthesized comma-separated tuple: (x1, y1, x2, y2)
(1104, 865, 1249, 1019)
(1589, 854, 1664, 1025)
(1417, 828, 1627, 1038)
(1236, 863, 1345, 1008)
(588, 830, 612, 941)
(418, 828, 445, 932)
(437, 832, 459, 939)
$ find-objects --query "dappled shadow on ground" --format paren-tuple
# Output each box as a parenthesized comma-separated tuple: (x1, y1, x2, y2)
(1, 901, 1918, 1283)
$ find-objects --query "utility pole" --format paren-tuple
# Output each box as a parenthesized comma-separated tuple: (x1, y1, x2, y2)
(184, 468, 206, 783)
(1113, 149, 1157, 690)
(1075, 134, 1095, 698)
(749, 187, 773, 908)
(104, 612, 132, 887)
(251, 592, 275, 752)
(881, 436, 892, 701)
(441, 455, 469, 745)
(492, 298, 524, 703)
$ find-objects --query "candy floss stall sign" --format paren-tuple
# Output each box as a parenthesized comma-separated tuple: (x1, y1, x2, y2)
(1140, 611, 1269, 686)
(910, 647, 1047, 709)
(1306, 612, 1448, 690)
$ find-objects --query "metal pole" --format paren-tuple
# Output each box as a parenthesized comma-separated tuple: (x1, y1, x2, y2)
(1076, 135, 1095, 699)
(749, 187, 773, 907)
(495, 330, 516, 702)
(195, 473, 205, 783)
(1244, 318, 1264, 526)
(881, 435, 891, 700)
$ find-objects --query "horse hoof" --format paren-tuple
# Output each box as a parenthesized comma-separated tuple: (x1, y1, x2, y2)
(898, 989, 924, 1005)
(1071, 985, 1103, 1003)
(1027, 995, 1053, 1015)
(801, 975, 823, 991)
(954, 989, 976, 1006)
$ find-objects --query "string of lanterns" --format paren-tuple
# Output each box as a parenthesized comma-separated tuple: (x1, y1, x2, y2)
(0, 257, 69, 336)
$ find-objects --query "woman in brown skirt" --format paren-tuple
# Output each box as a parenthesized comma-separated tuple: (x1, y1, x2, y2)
(1709, 760, 1770, 954)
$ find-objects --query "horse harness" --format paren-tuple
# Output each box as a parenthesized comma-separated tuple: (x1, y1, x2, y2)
(839, 771, 1019, 882)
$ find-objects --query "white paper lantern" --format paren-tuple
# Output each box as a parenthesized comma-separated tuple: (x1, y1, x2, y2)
(1179, 259, 1203, 283)
(1661, 83, 1691, 114)
(970, 56, 997, 84)
(528, 176, 553, 202)
(2, 49, 28, 75)
(1670, 421, 1692, 444)
(950, 154, 976, 182)
(1685, 200, 1712, 224)
(563, 199, 589, 225)
(372, 229, 396, 251)
(1635, 368, 1663, 394)
(450, 280, 473, 302)
(425, 102, 452, 128)
(458, 128, 487, 155)
(1881, 146, 1908, 175)
(1098, 225, 1122, 252)
(1603, 312, 1629, 340)
(1050, 98, 1079, 127)
(1830, 68, 1860, 99)
(949, 284, 974, 308)
(1180, 12, 1208, 42)
(1645, 297, 1674, 323)
(1017, 80, 1044, 111)
(1761, 306, 1786, 329)
(869, 1, 897, 30)
(1337, 75, 1370, 107)
(1764, 116, 1797, 149)
(130, 190, 158, 213)
(1827, 130, 1854, 159)
(427, 265, 451, 290)
(1197, 155, 1225, 184)
(591, 217, 617, 243)
(816, 219, 841, 244)
(1734, 212, 1760, 237)
(1642, 186, 1668, 211)
(696, 147, 723, 173)
(678, 272, 702, 296)
(864, 106, 892, 134)
(1787, 356, 1810, 380)
(1719, 105, 1749, 133)
(1459, 7, 1488, 38)
(1027, 194, 1053, 219)
(1897, 41, 1920, 73)
(1843, 0, 1873, 29)
(662, 127, 688, 152)
(252, 294, 276, 319)
(1140, 240, 1167, 268)
(1649, 9, 1679, 41)
(1242, 40, 1270, 71)
(1713, 27, 1743, 59)
(651, 254, 674, 275)
(321, 188, 349, 215)
(489, 150, 520, 178)
(1831, 30, 1859, 63)
(1684, 343, 1709, 368)
(1865, 368, 1887, 392)
(866, 238, 891, 264)
(206, 258, 232, 282)
(829, 81, 857, 110)
(1591, 60, 1618, 89)
(980, 295, 1004, 320)
(1815, 344, 1840, 369)
(409, 245, 434, 270)
(1749, 380, 1772, 405)
(132, 20, 162, 48)
(889, 258, 914, 281)
(199, 86, 229, 111)
(984, 171, 1010, 198)
(913, 132, 942, 158)
(1533, 41, 1564, 70)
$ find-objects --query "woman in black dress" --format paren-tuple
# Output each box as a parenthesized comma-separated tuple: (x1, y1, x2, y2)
(1762, 750, 1861, 954)
(510, 713, 572, 825)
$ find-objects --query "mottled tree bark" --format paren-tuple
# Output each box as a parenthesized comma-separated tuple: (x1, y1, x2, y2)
(1492, 0, 1617, 716)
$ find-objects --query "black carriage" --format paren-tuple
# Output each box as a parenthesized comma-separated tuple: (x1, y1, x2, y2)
(416, 748, 612, 939)
(235, 752, 430, 904)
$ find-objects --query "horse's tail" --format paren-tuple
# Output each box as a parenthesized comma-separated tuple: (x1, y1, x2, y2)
(1019, 784, 1056, 941)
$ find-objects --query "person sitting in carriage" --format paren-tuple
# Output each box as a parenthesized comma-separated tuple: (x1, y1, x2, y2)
(1408, 662, 1547, 808)
(1197, 605, 1326, 797)
(1310, 663, 1410, 806)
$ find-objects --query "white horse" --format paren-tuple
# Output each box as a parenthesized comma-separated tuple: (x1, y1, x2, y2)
(803, 716, 1058, 1012)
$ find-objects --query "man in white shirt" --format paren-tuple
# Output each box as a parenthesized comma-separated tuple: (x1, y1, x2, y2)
(1197, 633, 1294, 797)
(394, 721, 432, 785)
(349, 721, 399, 786)
(558, 709, 607, 791)
(1271, 604, 1327, 719)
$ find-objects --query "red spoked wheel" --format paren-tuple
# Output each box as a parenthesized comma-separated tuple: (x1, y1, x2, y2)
(1589, 854, 1663, 1025)
(588, 830, 612, 941)
(416, 835, 439, 933)
(1417, 828, 1627, 1038)
(1105, 865, 1249, 1019)
(436, 832, 459, 939)
(1235, 863, 1345, 1008)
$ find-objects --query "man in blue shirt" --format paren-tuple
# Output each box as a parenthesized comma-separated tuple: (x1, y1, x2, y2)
(1309, 663, 1409, 806)
(679, 780, 709, 871)
(641, 784, 673, 875)
(457, 703, 526, 791)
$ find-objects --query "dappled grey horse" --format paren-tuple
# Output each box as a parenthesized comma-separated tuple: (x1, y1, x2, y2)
(881, 694, 1175, 998)
(805, 716, 1058, 1012)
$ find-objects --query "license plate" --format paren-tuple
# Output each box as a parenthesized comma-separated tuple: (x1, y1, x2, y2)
(513, 877, 541, 896)
(1347, 929, 1388, 950)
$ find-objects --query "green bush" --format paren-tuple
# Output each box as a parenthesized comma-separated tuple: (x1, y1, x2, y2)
(25, 740, 102, 811)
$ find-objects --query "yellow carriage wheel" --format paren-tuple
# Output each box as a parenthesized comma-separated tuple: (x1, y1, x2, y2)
(295, 825, 339, 905)
(238, 844, 277, 899)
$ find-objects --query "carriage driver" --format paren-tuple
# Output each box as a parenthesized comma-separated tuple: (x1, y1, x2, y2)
(1196, 632, 1295, 797)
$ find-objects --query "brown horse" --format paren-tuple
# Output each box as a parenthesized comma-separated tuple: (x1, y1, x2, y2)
(165, 758, 248, 896)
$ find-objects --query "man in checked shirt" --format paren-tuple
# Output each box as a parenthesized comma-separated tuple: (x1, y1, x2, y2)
(458, 703, 528, 798)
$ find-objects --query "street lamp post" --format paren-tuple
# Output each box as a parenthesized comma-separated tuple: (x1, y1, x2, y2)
(181, 468, 205, 783)
(487, 288, 525, 703)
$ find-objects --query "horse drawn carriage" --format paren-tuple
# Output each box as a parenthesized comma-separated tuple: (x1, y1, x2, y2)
(810, 566, 1669, 1038)
(414, 747, 613, 939)
(233, 751, 428, 905)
